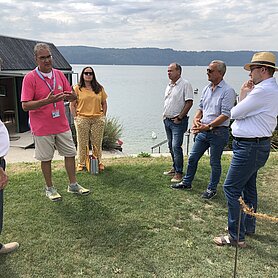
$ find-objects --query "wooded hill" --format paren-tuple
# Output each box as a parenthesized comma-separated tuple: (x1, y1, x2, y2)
(57, 46, 278, 66)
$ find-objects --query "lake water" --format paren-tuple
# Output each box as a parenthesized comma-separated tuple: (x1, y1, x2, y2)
(71, 65, 249, 154)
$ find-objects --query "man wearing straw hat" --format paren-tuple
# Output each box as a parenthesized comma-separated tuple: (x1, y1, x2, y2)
(214, 52, 278, 247)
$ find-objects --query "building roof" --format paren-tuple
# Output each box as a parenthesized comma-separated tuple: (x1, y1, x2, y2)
(0, 35, 72, 71)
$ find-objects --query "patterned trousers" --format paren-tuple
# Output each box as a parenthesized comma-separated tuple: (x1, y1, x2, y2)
(74, 116, 106, 166)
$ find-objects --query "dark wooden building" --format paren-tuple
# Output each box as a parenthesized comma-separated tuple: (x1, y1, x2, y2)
(0, 35, 73, 132)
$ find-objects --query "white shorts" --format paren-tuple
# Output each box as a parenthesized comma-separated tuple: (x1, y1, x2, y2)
(34, 130, 77, 161)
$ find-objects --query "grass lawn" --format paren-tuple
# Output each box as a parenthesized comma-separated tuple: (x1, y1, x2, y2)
(1, 154, 277, 277)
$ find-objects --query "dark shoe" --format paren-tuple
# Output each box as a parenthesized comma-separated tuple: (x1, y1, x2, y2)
(202, 189, 217, 199)
(171, 182, 192, 190)
(245, 231, 255, 236)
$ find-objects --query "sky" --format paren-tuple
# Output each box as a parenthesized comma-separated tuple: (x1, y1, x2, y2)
(1, 0, 277, 51)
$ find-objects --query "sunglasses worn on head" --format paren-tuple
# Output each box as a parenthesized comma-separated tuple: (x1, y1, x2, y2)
(84, 72, 93, 76)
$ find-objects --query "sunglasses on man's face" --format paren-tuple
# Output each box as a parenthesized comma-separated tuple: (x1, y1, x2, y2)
(207, 69, 215, 73)
(84, 72, 93, 76)
(250, 66, 262, 73)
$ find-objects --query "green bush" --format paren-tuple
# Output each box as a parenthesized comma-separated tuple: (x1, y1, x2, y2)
(102, 116, 123, 150)
(137, 152, 151, 158)
(271, 130, 278, 150)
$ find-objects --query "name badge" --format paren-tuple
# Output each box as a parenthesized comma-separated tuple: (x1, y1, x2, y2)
(52, 109, 60, 118)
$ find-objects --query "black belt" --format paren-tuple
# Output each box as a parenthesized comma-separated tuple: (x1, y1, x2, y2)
(207, 126, 228, 132)
(234, 137, 270, 142)
(165, 116, 187, 121)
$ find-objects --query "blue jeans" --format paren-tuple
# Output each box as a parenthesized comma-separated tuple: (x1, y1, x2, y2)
(164, 117, 189, 174)
(182, 127, 229, 191)
(223, 139, 270, 241)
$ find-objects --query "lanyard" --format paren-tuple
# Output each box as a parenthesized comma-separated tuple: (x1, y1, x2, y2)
(35, 67, 57, 109)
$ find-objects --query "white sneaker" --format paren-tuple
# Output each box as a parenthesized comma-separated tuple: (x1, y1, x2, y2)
(45, 187, 62, 202)
(67, 183, 90, 195)
(163, 169, 175, 176)
(0, 242, 19, 254)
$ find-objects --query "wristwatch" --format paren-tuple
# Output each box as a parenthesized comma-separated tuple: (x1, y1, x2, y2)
(208, 124, 214, 130)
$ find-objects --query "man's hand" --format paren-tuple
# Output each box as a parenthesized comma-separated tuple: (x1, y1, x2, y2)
(239, 80, 254, 101)
(191, 123, 209, 134)
(47, 91, 64, 104)
(0, 167, 8, 190)
(63, 91, 77, 102)
(193, 117, 201, 127)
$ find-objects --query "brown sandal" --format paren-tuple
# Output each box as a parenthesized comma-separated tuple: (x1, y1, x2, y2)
(213, 235, 247, 248)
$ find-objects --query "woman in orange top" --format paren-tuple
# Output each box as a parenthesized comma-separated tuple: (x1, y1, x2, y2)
(70, 66, 107, 171)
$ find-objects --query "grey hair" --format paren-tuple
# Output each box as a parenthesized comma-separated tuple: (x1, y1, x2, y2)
(34, 43, 51, 57)
(175, 63, 182, 74)
(211, 60, 226, 76)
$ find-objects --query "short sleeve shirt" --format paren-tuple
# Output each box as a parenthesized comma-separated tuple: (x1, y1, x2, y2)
(0, 120, 9, 157)
(163, 77, 193, 118)
(73, 85, 107, 117)
(21, 68, 72, 136)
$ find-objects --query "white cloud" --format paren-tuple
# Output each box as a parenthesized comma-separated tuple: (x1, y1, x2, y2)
(0, 0, 277, 51)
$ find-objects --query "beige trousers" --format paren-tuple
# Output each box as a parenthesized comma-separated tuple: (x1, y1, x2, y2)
(74, 116, 106, 166)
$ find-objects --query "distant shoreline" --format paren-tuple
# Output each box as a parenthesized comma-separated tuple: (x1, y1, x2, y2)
(58, 46, 278, 67)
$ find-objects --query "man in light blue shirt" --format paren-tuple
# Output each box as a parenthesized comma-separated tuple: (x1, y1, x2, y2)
(172, 60, 236, 199)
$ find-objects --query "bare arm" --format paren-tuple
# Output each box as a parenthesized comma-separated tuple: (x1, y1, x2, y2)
(173, 100, 193, 124)
(102, 100, 107, 116)
(179, 100, 193, 119)
(207, 114, 229, 128)
(69, 100, 77, 117)
(192, 109, 203, 127)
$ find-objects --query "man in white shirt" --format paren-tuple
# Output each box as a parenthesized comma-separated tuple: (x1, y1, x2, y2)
(0, 119, 19, 254)
(214, 52, 278, 248)
(163, 63, 193, 183)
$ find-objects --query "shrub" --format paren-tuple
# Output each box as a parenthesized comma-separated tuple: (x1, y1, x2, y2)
(137, 152, 151, 158)
(102, 117, 123, 150)
(271, 130, 278, 150)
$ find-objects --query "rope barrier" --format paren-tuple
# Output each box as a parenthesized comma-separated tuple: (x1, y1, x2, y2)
(238, 197, 278, 222)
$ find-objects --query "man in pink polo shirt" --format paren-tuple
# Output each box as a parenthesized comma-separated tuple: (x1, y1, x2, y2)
(21, 43, 90, 201)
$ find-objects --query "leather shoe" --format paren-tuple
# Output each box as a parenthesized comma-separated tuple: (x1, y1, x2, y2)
(170, 173, 183, 183)
(0, 242, 19, 254)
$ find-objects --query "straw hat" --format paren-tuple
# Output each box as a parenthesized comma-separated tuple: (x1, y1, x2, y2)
(244, 52, 278, 71)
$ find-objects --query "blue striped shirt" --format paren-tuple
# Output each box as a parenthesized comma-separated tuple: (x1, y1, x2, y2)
(199, 80, 236, 127)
